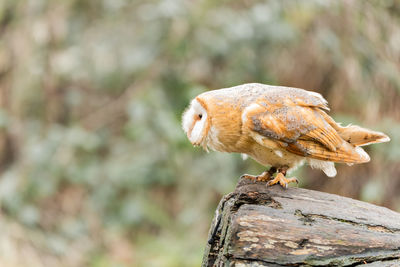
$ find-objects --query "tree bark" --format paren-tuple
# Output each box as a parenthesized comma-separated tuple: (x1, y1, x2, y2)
(202, 176, 400, 266)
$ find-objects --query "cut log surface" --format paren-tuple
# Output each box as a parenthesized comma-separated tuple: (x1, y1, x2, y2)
(202, 177, 400, 266)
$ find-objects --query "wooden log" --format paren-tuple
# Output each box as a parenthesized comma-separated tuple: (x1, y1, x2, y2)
(202, 176, 400, 266)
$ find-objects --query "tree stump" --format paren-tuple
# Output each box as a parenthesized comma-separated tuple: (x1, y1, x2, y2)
(202, 176, 400, 266)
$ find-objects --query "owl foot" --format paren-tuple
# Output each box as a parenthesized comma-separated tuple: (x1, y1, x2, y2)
(241, 172, 270, 182)
(267, 168, 298, 189)
(241, 167, 277, 182)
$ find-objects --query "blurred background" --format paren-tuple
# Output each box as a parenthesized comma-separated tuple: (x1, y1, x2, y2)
(0, 0, 399, 266)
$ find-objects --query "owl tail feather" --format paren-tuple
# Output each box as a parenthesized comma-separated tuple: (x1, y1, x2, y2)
(337, 125, 390, 147)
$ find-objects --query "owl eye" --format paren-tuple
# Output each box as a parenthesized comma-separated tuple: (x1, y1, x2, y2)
(198, 114, 203, 119)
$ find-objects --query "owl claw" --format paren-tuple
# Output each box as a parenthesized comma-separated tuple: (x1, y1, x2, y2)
(241, 171, 271, 182)
(241, 174, 256, 181)
(267, 173, 298, 189)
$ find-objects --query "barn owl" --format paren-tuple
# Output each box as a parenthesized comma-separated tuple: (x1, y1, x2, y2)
(182, 83, 390, 188)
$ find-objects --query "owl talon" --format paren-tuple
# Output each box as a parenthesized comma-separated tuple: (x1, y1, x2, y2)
(256, 171, 271, 182)
(267, 173, 298, 189)
(242, 171, 272, 182)
(241, 174, 257, 181)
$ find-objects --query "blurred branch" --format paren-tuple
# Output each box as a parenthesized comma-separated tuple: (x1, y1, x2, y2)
(79, 67, 160, 131)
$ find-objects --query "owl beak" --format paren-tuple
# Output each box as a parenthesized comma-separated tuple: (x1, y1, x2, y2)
(187, 129, 208, 151)
(192, 141, 200, 146)
(190, 135, 200, 146)
(187, 132, 202, 147)
(187, 125, 201, 146)
(186, 129, 194, 145)
(185, 131, 197, 146)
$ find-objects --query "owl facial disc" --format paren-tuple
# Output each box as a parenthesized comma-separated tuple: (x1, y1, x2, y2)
(182, 98, 208, 146)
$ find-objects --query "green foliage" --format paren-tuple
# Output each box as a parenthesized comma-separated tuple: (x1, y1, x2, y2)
(0, 0, 399, 266)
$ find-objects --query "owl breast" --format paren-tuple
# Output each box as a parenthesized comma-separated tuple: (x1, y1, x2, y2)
(248, 142, 305, 169)
(203, 125, 225, 152)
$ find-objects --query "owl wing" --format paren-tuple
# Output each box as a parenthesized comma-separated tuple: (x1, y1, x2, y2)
(243, 94, 370, 163)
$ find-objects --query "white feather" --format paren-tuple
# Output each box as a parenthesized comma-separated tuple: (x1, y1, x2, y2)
(307, 159, 337, 177)
(377, 135, 391, 143)
(206, 126, 224, 151)
(274, 150, 283, 158)
(252, 134, 266, 147)
(355, 146, 370, 162)
(287, 159, 306, 174)
(181, 105, 195, 134)
(241, 103, 260, 124)
(182, 99, 208, 145)
(191, 112, 207, 144)
(307, 91, 329, 110)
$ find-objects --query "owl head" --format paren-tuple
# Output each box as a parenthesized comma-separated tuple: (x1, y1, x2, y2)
(182, 97, 210, 148)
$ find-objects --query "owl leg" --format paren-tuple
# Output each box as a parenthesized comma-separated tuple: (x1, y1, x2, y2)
(242, 167, 277, 182)
(267, 166, 298, 189)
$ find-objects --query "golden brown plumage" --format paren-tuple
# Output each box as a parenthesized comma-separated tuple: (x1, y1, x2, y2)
(182, 83, 390, 188)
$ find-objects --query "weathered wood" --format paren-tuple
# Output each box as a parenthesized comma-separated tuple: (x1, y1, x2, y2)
(202, 176, 400, 266)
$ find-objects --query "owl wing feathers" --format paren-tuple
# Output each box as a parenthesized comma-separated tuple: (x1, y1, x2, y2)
(244, 93, 370, 163)
(310, 105, 389, 147)
(261, 85, 330, 111)
(284, 139, 370, 163)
